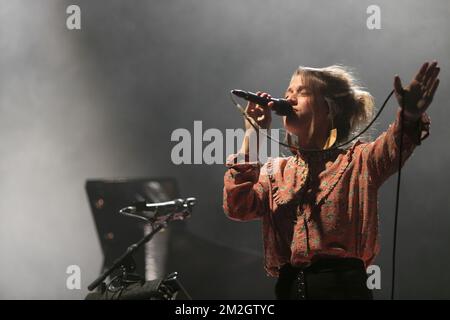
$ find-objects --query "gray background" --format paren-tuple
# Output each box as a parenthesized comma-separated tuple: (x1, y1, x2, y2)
(0, 0, 449, 299)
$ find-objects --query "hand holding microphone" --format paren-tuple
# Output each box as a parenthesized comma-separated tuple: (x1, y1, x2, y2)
(231, 90, 294, 130)
(231, 89, 294, 155)
(244, 91, 273, 130)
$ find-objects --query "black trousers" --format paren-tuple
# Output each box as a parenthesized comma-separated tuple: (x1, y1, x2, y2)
(275, 257, 373, 300)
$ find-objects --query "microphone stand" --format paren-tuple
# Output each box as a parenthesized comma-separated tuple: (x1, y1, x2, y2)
(88, 207, 192, 293)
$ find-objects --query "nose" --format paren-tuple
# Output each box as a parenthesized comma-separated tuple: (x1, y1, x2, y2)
(286, 96, 297, 106)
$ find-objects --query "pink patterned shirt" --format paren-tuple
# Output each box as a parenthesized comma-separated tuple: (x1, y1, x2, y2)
(223, 111, 430, 276)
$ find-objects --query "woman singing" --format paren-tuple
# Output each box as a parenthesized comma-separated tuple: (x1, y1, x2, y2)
(223, 61, 439, 299)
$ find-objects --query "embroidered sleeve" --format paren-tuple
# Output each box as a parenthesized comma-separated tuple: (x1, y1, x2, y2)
(223, 153, 269, 221)
(361, 110, 430, 187)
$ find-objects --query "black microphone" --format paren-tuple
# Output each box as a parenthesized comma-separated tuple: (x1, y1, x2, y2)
(121, 198, 196, 223)
(134, 198, 185, 214)
(231, 89, 293, 116)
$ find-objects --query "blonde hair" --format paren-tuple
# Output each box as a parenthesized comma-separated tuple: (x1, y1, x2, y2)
(293, 65, 375, 145)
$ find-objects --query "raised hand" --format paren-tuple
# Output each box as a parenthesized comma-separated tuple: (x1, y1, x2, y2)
(394, 61, 440, 120)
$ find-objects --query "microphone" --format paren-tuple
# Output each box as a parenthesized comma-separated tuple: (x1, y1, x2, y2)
(231, 89, 293, 116)
(120, 198, 196, 223)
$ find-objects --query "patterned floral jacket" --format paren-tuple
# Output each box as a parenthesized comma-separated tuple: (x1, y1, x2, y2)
(223, 111, 430, 276)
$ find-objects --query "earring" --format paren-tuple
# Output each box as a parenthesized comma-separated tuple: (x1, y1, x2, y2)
(323, 127, 337, 149)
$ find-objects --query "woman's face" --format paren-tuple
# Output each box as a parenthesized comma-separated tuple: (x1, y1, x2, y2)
(283, 75, 329, 137)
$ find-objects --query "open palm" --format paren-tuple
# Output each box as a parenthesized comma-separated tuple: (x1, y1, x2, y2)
(394, 61, 440, 120)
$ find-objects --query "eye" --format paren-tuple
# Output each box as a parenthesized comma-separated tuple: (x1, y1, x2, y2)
(299, 89, 310, 96)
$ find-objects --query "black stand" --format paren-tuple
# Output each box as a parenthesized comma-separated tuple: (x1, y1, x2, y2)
(87, 198, 195, 299)
(88, 223, 165, 292)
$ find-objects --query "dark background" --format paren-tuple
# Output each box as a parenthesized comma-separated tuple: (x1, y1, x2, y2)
(0, 0, 449, 299)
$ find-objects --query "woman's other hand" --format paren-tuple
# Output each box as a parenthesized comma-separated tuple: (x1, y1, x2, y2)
(394, 61, 440, 121)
